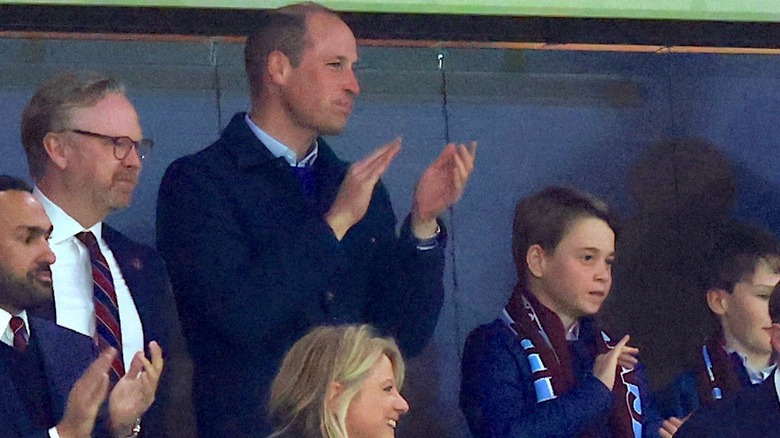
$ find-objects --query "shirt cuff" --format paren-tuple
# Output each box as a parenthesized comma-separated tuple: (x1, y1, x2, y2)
(49, 427, 61, 438)
(415, 224, 442, 251)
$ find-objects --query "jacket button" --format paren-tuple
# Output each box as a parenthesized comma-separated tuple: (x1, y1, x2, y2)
(325, 291, 335, 301)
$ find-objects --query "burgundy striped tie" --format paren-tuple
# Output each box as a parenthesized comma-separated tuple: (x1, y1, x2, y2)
(9, 316, 28, 352)
(76, 231, 125, 383)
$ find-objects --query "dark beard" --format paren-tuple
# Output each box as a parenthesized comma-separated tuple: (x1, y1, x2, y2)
(0, 265, 53, 312)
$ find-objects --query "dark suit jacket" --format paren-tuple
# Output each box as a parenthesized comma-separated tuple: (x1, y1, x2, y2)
(675, 370, 780, 438)
(0, 317, 96, 438)
(101, 226, 195, 438)
(33, 226, 195, 438)
(156, 112, 446, 437)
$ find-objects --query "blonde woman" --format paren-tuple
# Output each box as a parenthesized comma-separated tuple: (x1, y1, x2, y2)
(268, 324, 409, 438)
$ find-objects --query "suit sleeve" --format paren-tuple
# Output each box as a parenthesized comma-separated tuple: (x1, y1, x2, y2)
(147, 261, 198, 438)
(362, 183, 445, 358)
(460, 323, 614, 438)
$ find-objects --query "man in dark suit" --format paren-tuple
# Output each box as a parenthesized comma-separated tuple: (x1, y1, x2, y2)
(156, 3, 476, 437)
(0, 174, 162, 438)
(19, 71, 195, 437)
(675, 278, 780, 437)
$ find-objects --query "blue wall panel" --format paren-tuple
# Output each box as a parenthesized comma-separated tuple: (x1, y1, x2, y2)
(3, 37, 780, 437)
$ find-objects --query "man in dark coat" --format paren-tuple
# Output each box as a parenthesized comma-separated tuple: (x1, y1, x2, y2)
(156, 3, 476, 437)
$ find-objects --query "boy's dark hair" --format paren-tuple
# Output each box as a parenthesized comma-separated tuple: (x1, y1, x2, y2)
(512, 186, 619, 288)
(706, 223, 780, 294)
(0, 174, 33, 193)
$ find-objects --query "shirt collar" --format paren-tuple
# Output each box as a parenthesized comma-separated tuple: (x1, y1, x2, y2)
(244, 114, 318, 167)
(726, 346, 777, 383)
(0, 308, 29, 348)
(565, 321, 581, 341)
(33, 187, 102, 244)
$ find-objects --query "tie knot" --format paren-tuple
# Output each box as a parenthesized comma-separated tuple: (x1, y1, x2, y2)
(9, 316, 25, 334)
(9, 316, 28, 352)
(76, 231, 100, 252)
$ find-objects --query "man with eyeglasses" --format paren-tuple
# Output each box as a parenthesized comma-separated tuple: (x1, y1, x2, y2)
(19, 71, 194, 438)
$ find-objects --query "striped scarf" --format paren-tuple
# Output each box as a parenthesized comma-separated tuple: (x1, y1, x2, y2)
(695, 331, 746, 404)
(505, 286, 643, 438)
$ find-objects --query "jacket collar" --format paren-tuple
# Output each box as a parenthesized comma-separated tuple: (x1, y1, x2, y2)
(221, 113, 282, 171)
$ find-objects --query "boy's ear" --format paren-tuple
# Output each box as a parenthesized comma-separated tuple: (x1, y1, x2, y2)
(706, 288, 730, 316)
(326, 381, 344, 413)
(526, 244, 546, 279)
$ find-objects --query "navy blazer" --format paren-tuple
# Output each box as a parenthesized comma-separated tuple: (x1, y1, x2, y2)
(0, 317, 97, 438)
(101, 226, 194, 438)
(657, 356, 760, 420)
(675, 370, 780, 437)
(33, 226, 194, 438)
(461, 319, 661, 438)
(157, 113, 445, 437)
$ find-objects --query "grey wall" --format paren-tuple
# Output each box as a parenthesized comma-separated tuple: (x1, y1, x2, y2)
(3, 36, 780, 437)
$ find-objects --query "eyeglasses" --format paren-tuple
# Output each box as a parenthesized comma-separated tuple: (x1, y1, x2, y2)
(67, 129, 153, 160)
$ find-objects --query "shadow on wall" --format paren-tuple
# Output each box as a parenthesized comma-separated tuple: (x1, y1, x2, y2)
(396, 343, 455, 438)
(603, 137, 738, 390)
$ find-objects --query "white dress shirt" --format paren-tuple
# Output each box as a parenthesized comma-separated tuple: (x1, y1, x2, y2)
(33, 188, 144, 373)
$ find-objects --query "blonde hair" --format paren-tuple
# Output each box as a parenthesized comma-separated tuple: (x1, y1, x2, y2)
(268, 324, 405, 438)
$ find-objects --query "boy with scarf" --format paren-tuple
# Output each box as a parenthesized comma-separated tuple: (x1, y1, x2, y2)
(658, 224, 780, 437)
(673, 274, 780, 437)
(460, 186, 661, 438)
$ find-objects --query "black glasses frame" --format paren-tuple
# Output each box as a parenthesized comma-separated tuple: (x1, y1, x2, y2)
(68, 129, 153, 160)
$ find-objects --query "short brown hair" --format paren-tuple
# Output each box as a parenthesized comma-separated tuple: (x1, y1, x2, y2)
(706, 223, 780, 294)
(20, 71, 125, 180)
(244, 2, 336, 98)
(512, 186, 618, 289)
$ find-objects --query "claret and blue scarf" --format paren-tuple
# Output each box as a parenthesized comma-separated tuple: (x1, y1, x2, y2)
(504, 285, 644, 438)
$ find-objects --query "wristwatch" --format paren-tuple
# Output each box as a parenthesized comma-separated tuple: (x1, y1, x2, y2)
(124, 419, 141, 438)
(415, 224, 441, 250)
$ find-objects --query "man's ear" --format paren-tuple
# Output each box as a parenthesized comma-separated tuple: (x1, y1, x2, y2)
(267, 50, 292, 85)
(526, 244, 546, 279)
(326, 381, 344, 414)
(43, 132, 68, 170)
(706, 288, 730, 316)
